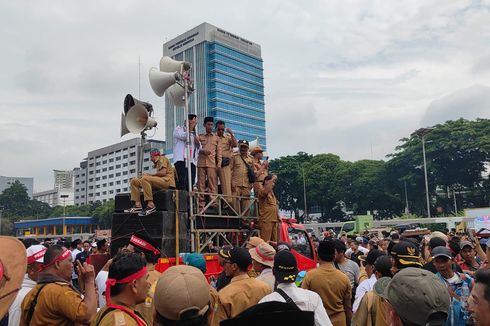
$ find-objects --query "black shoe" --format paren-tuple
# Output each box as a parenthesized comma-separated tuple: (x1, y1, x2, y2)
(124, 206, 142, 213)
(138, 206, 156, 216)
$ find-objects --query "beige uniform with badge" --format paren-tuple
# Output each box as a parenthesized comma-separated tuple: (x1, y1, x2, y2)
(256, 182, 280, 242)
(130, 156, 175, 202)
(20, 281, 89, 326)
(230, 153, 253, 215)
(91, 303, 147, 326)
(134, 265, 161, 325)
(197, 132, 222, 209)
(218, 133, 234, 205)
(213, 274, 271, 326)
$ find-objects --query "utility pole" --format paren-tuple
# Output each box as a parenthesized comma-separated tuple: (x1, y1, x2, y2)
(404, 180, 409, 214)
(300, 165, 308, 221)
(412, 127, 433, 218)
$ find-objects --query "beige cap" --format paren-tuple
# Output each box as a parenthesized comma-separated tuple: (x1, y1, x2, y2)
(249, 242, 276, 268)
(246, 236, 265, 249)
(430, 231, 448, 242)
(250, 146, 263, 155)
(0, 237, 27, 319)
(154, 265, 210, 321)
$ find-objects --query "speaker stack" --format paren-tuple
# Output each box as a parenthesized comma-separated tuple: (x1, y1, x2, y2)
(111, 190, 190, 257)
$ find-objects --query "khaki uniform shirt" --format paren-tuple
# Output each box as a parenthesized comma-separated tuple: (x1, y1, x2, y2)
(91, 303, 147, 326)
(352, 291, 389, 326)
(21, 280, 88, 326)
(219, 134, 234, 159)
(256, 184, 280, 224)
(198, 132, 222, 168)
(208, 285, 219, 326)
(154, 156, 176, 188)
(253, 158, 268, 183)
(134, 265, 161, 325)
(230, 153, 253, 188)
(213, 274, 272, 326)
(301, 263, 352, 326)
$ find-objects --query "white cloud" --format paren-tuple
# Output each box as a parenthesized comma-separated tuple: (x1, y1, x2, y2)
(1, 0, 490, 191)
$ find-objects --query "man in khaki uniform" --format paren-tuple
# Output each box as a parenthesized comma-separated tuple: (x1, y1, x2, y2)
(197, 117, 222, 211)
(230, 140, 253, 215)
(128, 148, 176, 216)
(21, 245, 97, 326)
(213, 247, 271, 326)
(125, 232, 162, 325)
(256, 175, 281, 242)
(302, 239, 352, 326)
(251, 146, 268, 192)
(91, 253, 150, 326)
(215, 120, 237, 206)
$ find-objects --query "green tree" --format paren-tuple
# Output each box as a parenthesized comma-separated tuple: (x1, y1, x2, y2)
(387, 118, 490, 215)
(0, 180, 31, 217)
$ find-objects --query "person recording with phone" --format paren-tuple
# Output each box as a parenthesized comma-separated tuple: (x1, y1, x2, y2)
(173, 114, 200, 191)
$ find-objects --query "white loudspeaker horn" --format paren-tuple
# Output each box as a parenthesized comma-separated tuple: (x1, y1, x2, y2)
(249, 137, 259, 149)
(167, 83, 185, 107)
(159, 56, 191, 73)
(124, 94, 152, 114)
(120, 112, 131, 137)
(149, 68, 179, 97)
(125, 104, 158, 134)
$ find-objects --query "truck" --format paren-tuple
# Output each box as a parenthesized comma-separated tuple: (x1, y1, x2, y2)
(463, 207, 490, 238)
(112, 190, 318, 282)
(339, 214, 374, 236)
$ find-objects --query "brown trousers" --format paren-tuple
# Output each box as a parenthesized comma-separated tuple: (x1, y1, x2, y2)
(198, 167, 218, 208)
(130, 175, 171, 202)
(259, 221, 278, 242)
(218, 164, 232, 204)
(234, 187, 250, 215)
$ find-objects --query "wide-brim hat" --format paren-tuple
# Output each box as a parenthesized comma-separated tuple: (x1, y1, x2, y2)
(249, 243, 276, 268)
(250, 146, 263, 155)
(246, 236, 264, 249)
(0, 236, 27, 319)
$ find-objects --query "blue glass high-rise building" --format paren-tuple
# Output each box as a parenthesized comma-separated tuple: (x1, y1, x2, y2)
(163, 22, 266, 154)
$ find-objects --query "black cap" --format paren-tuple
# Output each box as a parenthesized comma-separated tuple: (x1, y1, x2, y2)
(431, 246, 452, 260)
(238, 140, 249, 147)
(364, 249, 386, 265)
(204, 116, 214, 124)
(374, 256, 392, 277)
(273, 250, 298, 283)
(229, 247, 252, 271)
(391, 241, 423, 268)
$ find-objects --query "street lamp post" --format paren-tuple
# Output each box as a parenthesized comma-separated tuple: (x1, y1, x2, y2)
(300, 165, 308, 221)
(412, 127, 433, 218)
(60, 194, 69, 235)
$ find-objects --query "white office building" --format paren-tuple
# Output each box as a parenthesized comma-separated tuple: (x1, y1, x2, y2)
(53, 170, 74, 189)
(33, 188, 74, 207)
(73, 138, 165, 205)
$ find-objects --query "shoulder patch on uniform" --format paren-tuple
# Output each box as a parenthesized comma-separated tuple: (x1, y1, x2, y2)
(113, 311, 127, 326)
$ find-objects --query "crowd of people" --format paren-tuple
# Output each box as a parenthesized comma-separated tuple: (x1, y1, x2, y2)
(2, 226, 490, 326)
(128, 114, 280, 242)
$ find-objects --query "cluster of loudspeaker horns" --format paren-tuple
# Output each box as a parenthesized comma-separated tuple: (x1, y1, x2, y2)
(120, 57, 192, 137)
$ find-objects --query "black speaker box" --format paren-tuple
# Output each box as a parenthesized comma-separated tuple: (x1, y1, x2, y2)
(111, 211, 190, 257)
(114, 190, 189, 213)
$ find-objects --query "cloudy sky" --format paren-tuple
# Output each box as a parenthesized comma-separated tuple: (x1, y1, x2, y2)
(1, 0, 490, 192)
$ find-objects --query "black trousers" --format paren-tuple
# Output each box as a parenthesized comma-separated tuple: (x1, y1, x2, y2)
(175, 161, 196, 191)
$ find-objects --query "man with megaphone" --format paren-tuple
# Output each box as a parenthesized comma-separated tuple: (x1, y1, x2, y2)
(127, 149, 176, 216)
